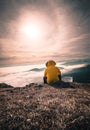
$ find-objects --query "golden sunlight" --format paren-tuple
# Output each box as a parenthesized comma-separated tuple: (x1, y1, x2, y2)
(21, 23, 42, 40)
(18, 10, 56, 49)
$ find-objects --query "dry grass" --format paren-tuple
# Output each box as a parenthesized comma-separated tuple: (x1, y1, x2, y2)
(0, 83, 90, 130)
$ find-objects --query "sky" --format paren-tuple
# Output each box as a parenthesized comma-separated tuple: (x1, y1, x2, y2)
(0, 0, 90, 66)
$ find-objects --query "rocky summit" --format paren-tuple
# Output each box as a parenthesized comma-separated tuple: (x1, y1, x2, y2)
(0, 82, 90, 130)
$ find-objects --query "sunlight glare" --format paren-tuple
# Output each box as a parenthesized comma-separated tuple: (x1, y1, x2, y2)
(21, 24, 42, 40)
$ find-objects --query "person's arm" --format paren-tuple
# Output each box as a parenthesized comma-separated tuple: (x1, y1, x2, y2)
(57, 67, 61, 80)
(43, 69, 47, 83)
(58, 74, 61, 80)
(43, 76, 47, 83)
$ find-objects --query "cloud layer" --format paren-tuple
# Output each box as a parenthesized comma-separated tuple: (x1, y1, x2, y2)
(0, 0, 90, 66)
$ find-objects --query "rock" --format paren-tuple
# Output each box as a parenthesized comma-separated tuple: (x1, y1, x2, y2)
(0, 83, 13, 88)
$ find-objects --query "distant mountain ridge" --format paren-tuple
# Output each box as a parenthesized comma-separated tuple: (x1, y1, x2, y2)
(62, 64, 90, 83)
(61, 58, 90, 66)
(30, 68, 44, 71)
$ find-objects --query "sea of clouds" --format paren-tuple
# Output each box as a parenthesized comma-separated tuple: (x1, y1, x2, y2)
(0, 59, 89, 87)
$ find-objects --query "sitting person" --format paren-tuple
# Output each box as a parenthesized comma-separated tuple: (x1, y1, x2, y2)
(43, 60, 61, 84)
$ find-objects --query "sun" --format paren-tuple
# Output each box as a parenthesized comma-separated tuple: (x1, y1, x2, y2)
(21, 24, 42, 40)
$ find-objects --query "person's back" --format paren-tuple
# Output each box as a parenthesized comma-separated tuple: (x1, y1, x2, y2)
(43, 60, 61, 84)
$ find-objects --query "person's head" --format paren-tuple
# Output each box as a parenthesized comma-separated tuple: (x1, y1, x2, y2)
(45, 60, 56, 67)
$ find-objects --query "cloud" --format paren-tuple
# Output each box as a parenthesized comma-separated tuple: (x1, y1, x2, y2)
(63, 33, 90, 44)
(0, 0, 90, 66)
(0, 56, 15, 61)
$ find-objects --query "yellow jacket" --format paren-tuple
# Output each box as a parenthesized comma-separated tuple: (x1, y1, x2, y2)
(44, 60, 61, 84)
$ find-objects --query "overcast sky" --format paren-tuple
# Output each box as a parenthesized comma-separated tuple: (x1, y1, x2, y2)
(0, 0, 90, 66)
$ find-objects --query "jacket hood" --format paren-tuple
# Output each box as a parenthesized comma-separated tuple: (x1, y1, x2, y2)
(46, 60, 56, 67)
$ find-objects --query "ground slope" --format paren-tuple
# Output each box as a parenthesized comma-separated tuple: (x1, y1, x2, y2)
(0, 83, 90, 130)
